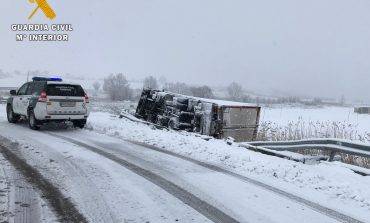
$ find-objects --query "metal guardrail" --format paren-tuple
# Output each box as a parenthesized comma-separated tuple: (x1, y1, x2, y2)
(245, 139, 370, 159)
(239, 144, 328, 163)
(240, 139, 370, 176)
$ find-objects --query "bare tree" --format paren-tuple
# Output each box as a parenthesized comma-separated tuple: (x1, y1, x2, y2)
(227, 82, 243, 100)
(164, 82, 192, 95)
(158, 76, 167, 89)
(312, 97, 323, 105)
(28, 70, 49, 76)
(93, 81, 101, 96)
(340, 95, 346, 106)
(143, 76, 158, 89)
(103, 73, 132, 101)
(93, 81, 101, 92)
(190, 85, 214, 98)
(24, 70, 49, 81)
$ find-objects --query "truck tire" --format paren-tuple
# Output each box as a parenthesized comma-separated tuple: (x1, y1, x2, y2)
(28, 110, 40, 130)
(73, 119, 86, 129)
(179, 112, 194, 122)
(178, 122, 192, 130)
(176, 98, 188, 104)
(168, 119, 179, 130)
(176, 102, 188, 111)
(6, 104, 19, 123)
(156, 115, 169, 126)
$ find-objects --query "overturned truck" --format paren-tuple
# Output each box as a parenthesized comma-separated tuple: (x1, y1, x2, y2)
(135, 89, 261, 142)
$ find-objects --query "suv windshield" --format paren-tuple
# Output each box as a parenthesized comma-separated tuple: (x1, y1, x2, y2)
(46, 84, 85, 97)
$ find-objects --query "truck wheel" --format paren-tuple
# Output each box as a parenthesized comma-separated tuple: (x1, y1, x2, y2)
(176, 103, 188, 111)
(6, 104, 19, 123)
(168, 120, 177, 130)
(73, 120, 86, 129)
(28, 110, 40, 130)
(169, 117, 183, 130)
(179, 112, 194, 122)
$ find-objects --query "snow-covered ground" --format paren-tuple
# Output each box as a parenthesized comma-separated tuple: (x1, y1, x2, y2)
(0, 110, 213, 222)
(0, 148, 57, 223)
(81, 110, 370, 221)
(261, 106, 370, 135)
(1, 103, 370, 222)
(258, 106, 370, 142)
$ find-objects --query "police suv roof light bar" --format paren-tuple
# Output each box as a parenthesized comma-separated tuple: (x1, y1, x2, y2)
(32, 76, 63, 82)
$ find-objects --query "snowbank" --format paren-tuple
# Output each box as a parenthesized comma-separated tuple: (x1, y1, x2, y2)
(86, 111, 370, 220)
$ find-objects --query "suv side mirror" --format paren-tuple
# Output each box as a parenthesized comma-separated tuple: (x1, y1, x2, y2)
(10, 90, 16, 95)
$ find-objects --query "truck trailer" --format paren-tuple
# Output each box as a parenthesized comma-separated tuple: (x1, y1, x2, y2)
(135, 89, 261, 142)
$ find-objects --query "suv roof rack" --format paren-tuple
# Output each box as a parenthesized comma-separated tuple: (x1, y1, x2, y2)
(32, 76, 63, 82)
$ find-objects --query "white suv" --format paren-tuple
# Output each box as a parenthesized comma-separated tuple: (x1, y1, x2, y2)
(6, 77, 90, 130)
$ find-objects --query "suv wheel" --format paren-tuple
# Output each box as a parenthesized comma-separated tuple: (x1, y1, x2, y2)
(28, 110, 40, 130)
(7, 104, 19, 123)
(72, 119, 86, 129)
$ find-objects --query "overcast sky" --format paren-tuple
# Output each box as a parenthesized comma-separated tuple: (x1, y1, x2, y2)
(1, 0, 370, 102)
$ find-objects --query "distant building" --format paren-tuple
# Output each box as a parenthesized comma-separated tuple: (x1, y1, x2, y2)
(354, 106, 370, 114)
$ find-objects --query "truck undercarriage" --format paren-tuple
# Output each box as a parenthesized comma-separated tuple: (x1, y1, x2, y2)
(135, 89, 261, 142)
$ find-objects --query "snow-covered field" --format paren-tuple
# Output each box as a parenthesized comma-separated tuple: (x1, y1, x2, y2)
(259, 106, 370, 142)
(0, 103, 370, 222)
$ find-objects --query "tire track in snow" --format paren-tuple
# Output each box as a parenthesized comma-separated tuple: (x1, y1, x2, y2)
(47, 132, 240, 223)
(0, 143, 88, 223)
(49, 132, 363, 223)
(0, 155, 47, 223)
(125, 141, 365, 223)
(127, 140, 364, 223)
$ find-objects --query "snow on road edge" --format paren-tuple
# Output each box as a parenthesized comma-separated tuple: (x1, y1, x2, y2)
(86, 111, 370, 220)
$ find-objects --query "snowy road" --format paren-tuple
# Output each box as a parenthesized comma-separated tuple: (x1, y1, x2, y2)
(0, 151, 57, 223)
(0, 120, 365, 223)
